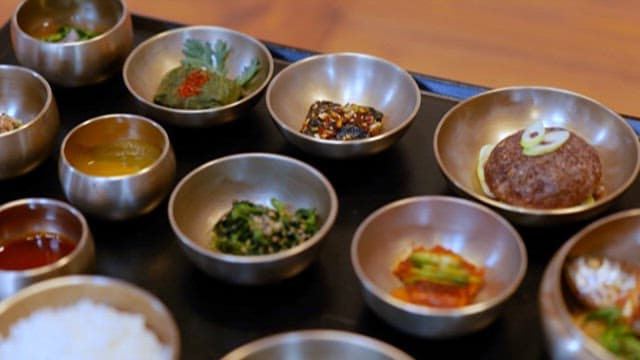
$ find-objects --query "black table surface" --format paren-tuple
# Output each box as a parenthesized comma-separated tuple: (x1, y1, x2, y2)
(2, 15, 640, 360)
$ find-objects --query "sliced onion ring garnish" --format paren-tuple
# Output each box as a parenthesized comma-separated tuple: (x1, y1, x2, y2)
(477, 144, 495, 198)
(520, 120, 545, 149)
(523, 129, 570, 156)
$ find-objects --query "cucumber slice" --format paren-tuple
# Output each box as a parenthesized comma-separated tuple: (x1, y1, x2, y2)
(522, 129, 570, 156)
(477, 144, 495, 197)
(520, 120, 545, 148)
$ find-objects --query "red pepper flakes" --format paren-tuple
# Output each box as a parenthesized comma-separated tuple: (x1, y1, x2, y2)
(177, 69, 210, 98)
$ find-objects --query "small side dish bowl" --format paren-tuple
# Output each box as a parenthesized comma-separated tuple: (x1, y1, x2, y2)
(266, 52, 421, 158)
(0, 275, 180, 359)
(59, 114, 176, 220)
(168, 153, 338, 285)
(351, 196, 527, 338)
(540, 209, 640, 359)
(10, 0, 133, 87)
(0, 64, 59, 180)
(0, 198, 94, 300)
(220, 329, 413, 360)
(123, 25, 274, 127)
(434, 86, 640, 227)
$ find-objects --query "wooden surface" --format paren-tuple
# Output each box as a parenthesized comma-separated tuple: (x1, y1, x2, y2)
(2, 0, 639, 116)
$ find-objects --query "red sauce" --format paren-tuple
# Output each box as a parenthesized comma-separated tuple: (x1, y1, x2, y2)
(0, 232, 76, 270)
(178, 69, 210, 98)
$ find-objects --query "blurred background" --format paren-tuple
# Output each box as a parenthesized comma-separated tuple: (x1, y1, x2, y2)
(1, 0, 638, 116)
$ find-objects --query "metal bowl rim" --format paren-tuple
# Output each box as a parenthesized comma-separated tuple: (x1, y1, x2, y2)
(433, 85, 640, 217)
(0, 64, 54, 139)
(11, 0, 130, 46)
(265, 52, 422, 146)
(168, 152, 339, 264)
(0, 197, 91, 276)
(59, 113, 173, 180)
(540, 207, 640, 359)
(351, 195, 527, 316)
(122, 25, 275, 115)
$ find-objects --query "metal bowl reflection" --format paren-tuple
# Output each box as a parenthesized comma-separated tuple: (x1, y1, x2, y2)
(220, 329, 413, 360)
(434, 86, 640, 226)
(168, 153, 338, 285)
(10, 0, 133, 87)
(351, 196, 527, 338)
(540, 209, 640, 360)
(266, 52, 421, 158)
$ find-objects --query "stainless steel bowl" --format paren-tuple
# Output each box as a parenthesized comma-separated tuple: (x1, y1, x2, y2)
(168, 153, 338, 285)
(351, 196, 527, 338)
(0, 198, 94, 300)
(59, 113, 176, 220)
(220, 329, 414, 360)
(0, 64, 59, 180)
(123, 25, 274, 127)
(540, 209, 640, 360)
(10, 0, 133, 87)
(434, 86, 640, 227)
(0, 275, 180, 359)
(266, 52, 421, 158)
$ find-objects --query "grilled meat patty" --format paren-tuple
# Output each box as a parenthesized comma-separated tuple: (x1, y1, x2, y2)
(484, 128, 603, 209)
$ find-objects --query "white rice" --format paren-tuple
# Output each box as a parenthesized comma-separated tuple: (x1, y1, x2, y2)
(0, 299, 172, 360)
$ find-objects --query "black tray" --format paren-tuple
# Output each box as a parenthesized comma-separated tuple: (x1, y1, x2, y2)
(2, 15, 640, 360)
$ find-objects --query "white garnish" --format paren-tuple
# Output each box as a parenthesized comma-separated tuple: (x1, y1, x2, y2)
(476, 144, 495, 198)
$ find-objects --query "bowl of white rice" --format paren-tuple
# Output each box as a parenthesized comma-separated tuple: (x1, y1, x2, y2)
(0, 275, 180, 360)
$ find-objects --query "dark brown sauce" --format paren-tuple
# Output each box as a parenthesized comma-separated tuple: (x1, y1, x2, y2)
(0, 232, 76, 270)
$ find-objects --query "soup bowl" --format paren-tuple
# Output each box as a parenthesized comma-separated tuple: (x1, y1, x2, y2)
(59, 113, 176, 220)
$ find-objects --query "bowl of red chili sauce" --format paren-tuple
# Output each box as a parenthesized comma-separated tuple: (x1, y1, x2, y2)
(351, 195, 527, 338)
(0, 198, 95, 299)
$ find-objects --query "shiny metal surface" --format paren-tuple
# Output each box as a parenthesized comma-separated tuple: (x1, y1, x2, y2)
(0, 275, 180, 359)
(123, 25, 274, 127)
(0, 198, 94, 300)
(220, 329, 414, 360)
(266, 52, 421, 158)
(351, 196, 527, 338)
(539, 209, 640, 359)
(59, 114, 176, 220)
(10, 0, 132, 87)
(0, 64, 59, 179)
(168, 153, 338, 285)
(434, 86, 640, 226)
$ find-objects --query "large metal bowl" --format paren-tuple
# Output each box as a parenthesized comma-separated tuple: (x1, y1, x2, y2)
(168, 153, 338, 285)
(220, 329, 413, 360)
(0, 64, 59, 180)
(10, 0, 133, 87)
(540, 209, 640, 360)
(59, 113, 176, 220)
(123, 25, 274, 128)
(0, 275, 180, 359)
(351, 196, 527, 338)
(434, 86, 640, 226)
(266, 52, 421, 158)
(0, 198, 94, 300)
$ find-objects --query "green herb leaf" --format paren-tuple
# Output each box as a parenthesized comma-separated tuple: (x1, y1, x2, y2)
(181, 38, 214, 69)
(236, 57, 262, 88)
(212, 39, 230, 75)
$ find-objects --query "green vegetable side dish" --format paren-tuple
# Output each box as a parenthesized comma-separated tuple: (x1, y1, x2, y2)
(583, 307, 640, 359)
(153, 38, 262, 110)
(211, 198, 319, 256)
(39, 26, 100, 43)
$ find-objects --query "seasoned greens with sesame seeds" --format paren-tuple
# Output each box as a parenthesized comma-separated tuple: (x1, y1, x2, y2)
(211, 198, 319, 255)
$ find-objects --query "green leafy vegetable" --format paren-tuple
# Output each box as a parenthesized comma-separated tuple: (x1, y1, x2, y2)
(584, 307, 640, 359)
(153, 38, 263, 110)
(211, 198, 319, 256)
(40, 26, 99, 43)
